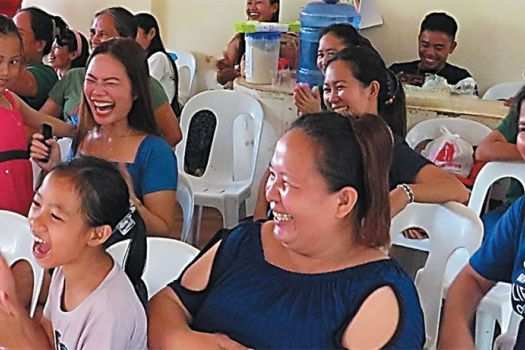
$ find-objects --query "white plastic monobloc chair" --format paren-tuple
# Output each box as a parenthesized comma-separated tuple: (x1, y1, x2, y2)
(482, 82, 524, 101)
(176, 90, 264, 243)
(170, 50, 196, 105)
(57, 137, 73, 162)
(467, 161, 525, 350)
(176, 174, 195, 243)
(493, 311, 522, 350)
(0, 210, 45, 317)
(107, 237, 199, 299)
(406, 117, 492, 150)
(31, 137, 73, 189)
(391, 202, 483, 350)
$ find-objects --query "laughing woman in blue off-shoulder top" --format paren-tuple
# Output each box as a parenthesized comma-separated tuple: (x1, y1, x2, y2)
(149, 112, 425, 349)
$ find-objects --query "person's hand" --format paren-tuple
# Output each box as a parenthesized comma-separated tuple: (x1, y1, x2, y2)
(503, 96, 515, 107)
(280, 33, 298, 69)
(29, 133, 60, 173)
(389, 188, 429, 240)
(389, 187, 409, 218)
(0, 255, 29, 348)
(293, 84, 322, 115)
(217, 57, 240, 85)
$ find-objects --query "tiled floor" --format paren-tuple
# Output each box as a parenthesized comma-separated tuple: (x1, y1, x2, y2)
(170, 205, 224, 249)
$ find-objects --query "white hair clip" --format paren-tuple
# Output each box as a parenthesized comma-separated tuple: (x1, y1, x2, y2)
(114, 206, 136, 236)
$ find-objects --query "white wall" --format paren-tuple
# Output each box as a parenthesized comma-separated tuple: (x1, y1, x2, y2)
(23, 0, 151, 34)
(22, 0, 525, 93)
(153, 0, 525, 93)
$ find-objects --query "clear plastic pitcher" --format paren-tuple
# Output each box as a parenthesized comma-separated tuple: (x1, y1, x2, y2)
(245, 32, 281, 85)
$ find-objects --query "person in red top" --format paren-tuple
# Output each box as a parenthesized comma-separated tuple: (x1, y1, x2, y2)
(0, 0, 21, 17)
(0, 15, 73, 215)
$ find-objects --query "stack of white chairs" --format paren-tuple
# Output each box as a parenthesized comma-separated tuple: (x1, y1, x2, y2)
(482, 82, 524, 101)
(391, 202, 483, 349)
(406, 117, 491, 150)
(169, 50, 197, 105)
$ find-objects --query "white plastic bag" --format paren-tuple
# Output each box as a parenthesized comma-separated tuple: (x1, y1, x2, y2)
(451, 77, 478, 96)
(421, 127, 474, 177)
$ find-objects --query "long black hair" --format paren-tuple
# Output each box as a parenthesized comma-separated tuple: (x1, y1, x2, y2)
(50, 156, 147, 303)
(0, 14, 21, 43)
(319, 23, 374, 51)
(135, 13, 180, 115)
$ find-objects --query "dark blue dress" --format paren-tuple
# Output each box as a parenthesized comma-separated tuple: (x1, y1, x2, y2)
(169, 222, 425, 349)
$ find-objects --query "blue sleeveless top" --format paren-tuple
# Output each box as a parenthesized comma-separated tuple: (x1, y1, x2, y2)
(169, 222, 425, 349)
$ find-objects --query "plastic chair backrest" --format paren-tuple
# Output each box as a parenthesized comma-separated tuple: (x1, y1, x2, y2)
(177, 90, 264, 186)
(107, 237, 199, 299)
(57, 137, 73, 162)
(32, 160, 42, 190)
(406, 117, 492, 149)
(468, 161, 525, 216)
(0, 210, 44, 317)
(493, 310, 522, 349)
(170, 50, 196, 104)
(482, 81, 524, 101)
(391, 202, 483, 349)
(176, 174, 194, 242)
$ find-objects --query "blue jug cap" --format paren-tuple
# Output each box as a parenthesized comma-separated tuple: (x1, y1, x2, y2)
(301, 1, 359, 19)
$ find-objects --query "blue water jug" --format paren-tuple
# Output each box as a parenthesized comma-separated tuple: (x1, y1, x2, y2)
(298, 0, 361, 87)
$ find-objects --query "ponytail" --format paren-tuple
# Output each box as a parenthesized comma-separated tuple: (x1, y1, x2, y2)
(290, 112, 392, 248)
(381, 69, 407, 137)
(350, 114, 392, 246)
(106, 209, 148, 306)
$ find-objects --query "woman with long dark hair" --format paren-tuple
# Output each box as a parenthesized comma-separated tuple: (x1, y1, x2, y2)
(323, 46, 469, 220)
(135, 13, 181, 115)
(31, 38, 179, 237)
(39, 7, 182, 146)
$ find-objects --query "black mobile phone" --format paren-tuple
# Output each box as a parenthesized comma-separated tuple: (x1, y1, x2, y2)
(41, 123, 53, 162)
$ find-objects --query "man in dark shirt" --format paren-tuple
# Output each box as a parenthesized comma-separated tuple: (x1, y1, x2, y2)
(389, 12, 472, 87)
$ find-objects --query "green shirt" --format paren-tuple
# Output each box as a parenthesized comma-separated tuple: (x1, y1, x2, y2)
(48, 67, 168, 123)
(496, 109, 523, 203)
(23, 63, 58, 110)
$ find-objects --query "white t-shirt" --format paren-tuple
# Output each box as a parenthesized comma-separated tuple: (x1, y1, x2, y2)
(43, 260, 147, 350)
(148, 51, 176, 103)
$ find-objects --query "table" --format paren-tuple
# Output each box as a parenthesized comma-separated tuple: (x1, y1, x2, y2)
(405, 89, 509, 130)
(231, 80, 511, 215)
(233, 77, 297, 215)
